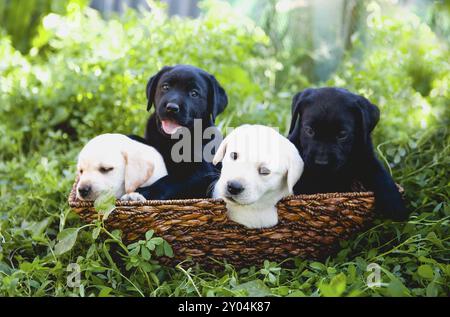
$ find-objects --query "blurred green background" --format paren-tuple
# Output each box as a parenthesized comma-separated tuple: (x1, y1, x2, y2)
(0, 0, 448, 297)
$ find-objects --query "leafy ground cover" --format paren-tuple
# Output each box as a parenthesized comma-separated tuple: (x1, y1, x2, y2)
(0, 1, 448, 296)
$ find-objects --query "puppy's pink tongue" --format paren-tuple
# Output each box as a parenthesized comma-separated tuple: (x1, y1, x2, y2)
(161, 120, 182, 135)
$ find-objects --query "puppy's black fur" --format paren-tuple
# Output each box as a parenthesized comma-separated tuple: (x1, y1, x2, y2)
(288, 87, 408, 220)
(135, 65, 227, 200)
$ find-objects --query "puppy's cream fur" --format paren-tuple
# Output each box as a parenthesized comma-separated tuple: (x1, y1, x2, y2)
(76, 134, 167, 201)
(213, 125, 304, 228)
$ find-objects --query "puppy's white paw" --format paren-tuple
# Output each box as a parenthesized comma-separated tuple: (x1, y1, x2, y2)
(120, 192, 146, 202)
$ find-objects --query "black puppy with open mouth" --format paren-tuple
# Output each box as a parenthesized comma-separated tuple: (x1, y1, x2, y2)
(134, 65, 228, 200)
(287, 87, 408, 221)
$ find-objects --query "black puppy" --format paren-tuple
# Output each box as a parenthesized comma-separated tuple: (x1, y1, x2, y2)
(287, 87, 408, 220)
(135, 65, 228, 200)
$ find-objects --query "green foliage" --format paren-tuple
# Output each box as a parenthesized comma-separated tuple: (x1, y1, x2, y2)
(0, 0, 88, 53)
(254, 0, 313, 89)
(0, 1, 275, 160)
(424, 0, 450, 44)
(0, 1, 448, 297)
(329, 2, 449, 142)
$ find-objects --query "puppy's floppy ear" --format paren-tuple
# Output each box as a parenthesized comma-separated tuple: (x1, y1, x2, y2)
(122, 147, 155, 194)
(288, 89, 313, 136)
(355, 95, 380, 143)
(285, 140, 304, 194)
(146, 66, 173, 111)
(206, 74, 228, 124)
(212, 134, 229, 165)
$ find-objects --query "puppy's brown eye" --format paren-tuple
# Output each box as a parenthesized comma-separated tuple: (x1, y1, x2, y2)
(190, 90, 199, 98)
(337, 130, 348, 140)
(230, 152, 238, 160)
(161, 83, 170, 91)
(99, 167, 114, 173)
(259, 166, 271, 175)
(304, 126, 314, 137)
(79, 169, 83, 175)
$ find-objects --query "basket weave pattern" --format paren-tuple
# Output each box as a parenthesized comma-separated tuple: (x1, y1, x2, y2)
(68, 180, 376, 268)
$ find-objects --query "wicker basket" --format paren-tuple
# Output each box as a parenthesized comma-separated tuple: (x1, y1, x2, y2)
(68, 179, 379, 269)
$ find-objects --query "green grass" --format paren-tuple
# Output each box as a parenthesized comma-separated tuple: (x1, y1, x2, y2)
(0, 124, 448, 297)
(0, 1, 449, 297)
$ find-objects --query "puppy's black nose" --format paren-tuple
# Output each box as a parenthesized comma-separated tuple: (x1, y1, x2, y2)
(227, 181, 244, 195)
(314, 159, 329, 166)
(78, 186, 91, 198)
(166, 103, 180, 113)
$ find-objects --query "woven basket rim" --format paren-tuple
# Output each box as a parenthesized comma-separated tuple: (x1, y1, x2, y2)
(68, 179, 380, 208)
(66, 177, 402, 268)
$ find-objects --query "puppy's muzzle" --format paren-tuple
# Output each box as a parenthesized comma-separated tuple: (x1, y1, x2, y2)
(227, 180, 244, 195)
(314, 158, 329, 166)
(165, 103, 180, 113)
(78, 185, 92, 199)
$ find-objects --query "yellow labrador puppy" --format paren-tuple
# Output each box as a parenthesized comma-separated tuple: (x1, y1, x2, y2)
(213, 125, 304, 228)
(76, 133, 167, 202)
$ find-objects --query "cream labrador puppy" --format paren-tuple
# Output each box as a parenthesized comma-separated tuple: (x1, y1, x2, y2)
(212, 125, 304, 229)
(76, 133, 167, 202)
